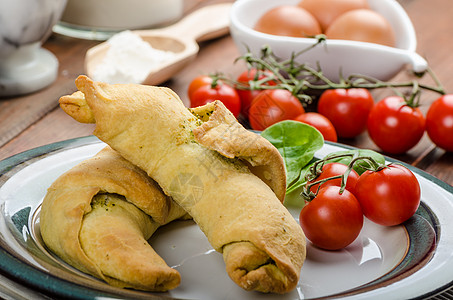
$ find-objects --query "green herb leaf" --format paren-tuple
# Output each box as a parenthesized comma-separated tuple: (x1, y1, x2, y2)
(283, 159, 315, 207)
(261, 120, 324, 189)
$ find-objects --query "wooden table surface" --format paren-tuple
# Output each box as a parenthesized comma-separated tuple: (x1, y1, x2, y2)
(0, 0, 452, 187)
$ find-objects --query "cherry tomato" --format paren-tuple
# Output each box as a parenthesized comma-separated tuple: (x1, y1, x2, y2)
(355, 164, 421, 226)
(367, 96, 425, 154)
(248, 89, 305, 131)
(187, 75, 213, 100)
(236, 68, 277, 118)
(190, 83, 241, 117)
(426, 94, 453, 152)
(308, 162, 359, 195)
(298, 0, 369, 32)
(294, 112, 338, 142)
(299, 186, 363, 250)
(325, 9, 396, 47)
(254, 5, 322, 38)
(317, 88, 374, 138)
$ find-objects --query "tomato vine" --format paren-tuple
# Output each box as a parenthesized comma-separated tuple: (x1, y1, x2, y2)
(211, 35, 445, 106)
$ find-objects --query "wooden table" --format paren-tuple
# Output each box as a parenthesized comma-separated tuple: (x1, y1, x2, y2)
(0, 0, 452, 188)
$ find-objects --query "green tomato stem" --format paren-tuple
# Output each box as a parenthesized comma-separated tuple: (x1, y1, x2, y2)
(213, 36, 445, 106)
(300, 153, 386, 200)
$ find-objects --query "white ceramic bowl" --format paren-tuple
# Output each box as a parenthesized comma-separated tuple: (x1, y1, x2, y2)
(230, 0, 427, 81)
(54, 0, 184, 40)
(59, 0, 183, 31)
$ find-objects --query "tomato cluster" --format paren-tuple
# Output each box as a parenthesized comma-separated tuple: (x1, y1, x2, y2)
(299, 161, 421, 250)
(187, 70, 338, 142)
(187, 70, 453, 154)
(318, 90, 453, 154)
(315, 88, 453, 154)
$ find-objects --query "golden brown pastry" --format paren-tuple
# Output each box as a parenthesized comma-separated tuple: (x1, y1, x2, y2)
(40, 147, 189, 291)
(59, 75, 306, 294)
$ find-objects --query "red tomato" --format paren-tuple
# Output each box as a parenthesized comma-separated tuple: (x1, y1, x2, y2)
(236, 68, 276, 118)
(190, 83, 241, 117)
(367, 96, 425, 154)
(299, 186, 363, 250)
(317, 88, 374, 138)
(294, 112, 338, 142)
(355, 164, 421, 226)
(187, 75, 213, 100)
(249, 89, 305, 131)
(308, 162, 359, 195)
(426, 94, 453, 152)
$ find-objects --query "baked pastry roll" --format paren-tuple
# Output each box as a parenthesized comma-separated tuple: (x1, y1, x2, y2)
(40, 146, 189, 291)
(59, 75, 306, 294)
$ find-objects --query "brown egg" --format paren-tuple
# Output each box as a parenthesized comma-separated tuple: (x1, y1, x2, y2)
(325, 9, 396, 47)
(298, 0, 369, 32)
(254, 5, 322, 38)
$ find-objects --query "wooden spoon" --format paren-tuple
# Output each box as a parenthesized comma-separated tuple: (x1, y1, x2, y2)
(84, 3, 232, 85)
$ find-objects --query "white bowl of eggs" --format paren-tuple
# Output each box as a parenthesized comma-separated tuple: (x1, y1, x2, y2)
(229, 0, 427, 81)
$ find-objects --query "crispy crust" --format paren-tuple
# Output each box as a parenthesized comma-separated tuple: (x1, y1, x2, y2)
(190, 101, 286, 203)
(60, 91, 95, 123)
(40, 147, 189, 291)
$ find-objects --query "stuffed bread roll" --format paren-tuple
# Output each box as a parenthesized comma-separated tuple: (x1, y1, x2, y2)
(59, 75, 306, 294)
(40, 146, 189, 291)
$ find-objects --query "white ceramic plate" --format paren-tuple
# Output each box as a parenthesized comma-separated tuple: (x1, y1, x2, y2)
(0, 136, 451, 299)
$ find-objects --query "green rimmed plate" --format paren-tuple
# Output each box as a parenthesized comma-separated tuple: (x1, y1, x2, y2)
(0, 136, 451, 299)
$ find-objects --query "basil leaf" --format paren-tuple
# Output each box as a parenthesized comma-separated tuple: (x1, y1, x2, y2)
(261, 120, 324, 188)
(284, 158, 317, 207)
